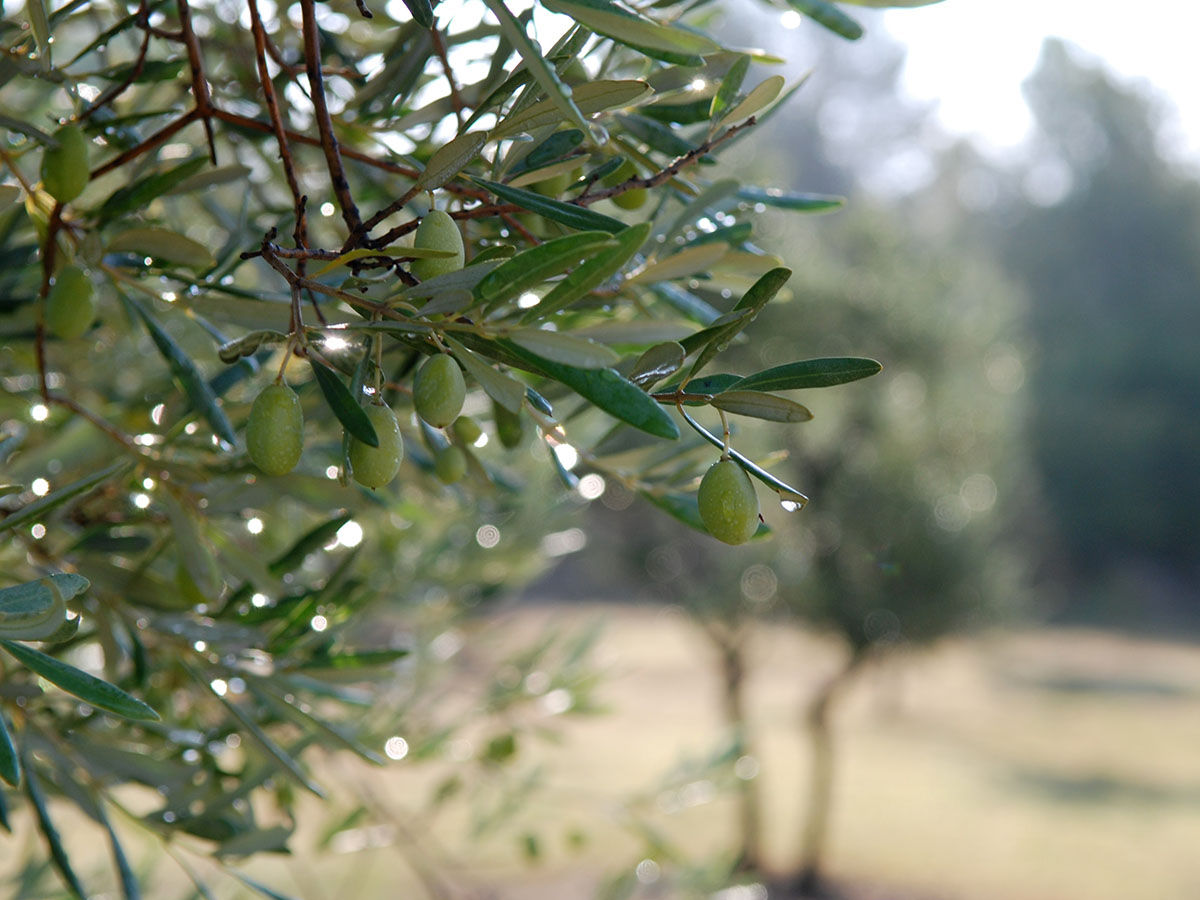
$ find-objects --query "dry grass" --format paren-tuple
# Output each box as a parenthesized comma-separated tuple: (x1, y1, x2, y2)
(7, 604, 1200, 899)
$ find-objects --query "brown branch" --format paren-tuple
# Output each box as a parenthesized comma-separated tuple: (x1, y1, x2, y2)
(298, 0, 362, 236)
(80, 0, 153, 121)
(47, 393, 143, 453)
(208, 108, 491, 204)
(579, 116, 759, 204)
(175, 0, 216, 164)
(247, 0, 307, 253)
(349, 185, 422, 250)
(431, 28, 466, 128)
(91, 109, 200, 179)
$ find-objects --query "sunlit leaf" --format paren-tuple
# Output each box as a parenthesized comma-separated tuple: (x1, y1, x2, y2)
(1, 641, 160, 721)
(628, 243, 728, 285)
(108, 228, 216, 269)
(482, 0, 593, 136)
(730, 357, 883, 391)
(783, 0, 863, 39)
(0, 713, 19, 787)
(475, 231, 615, 309)
(98, 158, 207, 222)
(217, 330, 289, 363)
(310, 359, 380, 448)
(541, 0, 720, 61)
(492, 80, 652, 139)
(709, 390, 813, 422)
(269, 512, 353, 576)
(415, 130, 490, 192)
(525, 222, 650, 322)
(737, 186, 845, 212)
(710, 54, 750, 122)
(128, 297, 236, 444)
(509, 329, 621, 368)
(498, 339, 679, 439)
(24, 761, 88, 898)
(472, 177, 628, 233)
(444, 335, 527, 414)
(0, 462, 132, 537)
(718, 74, 786, 125)
(629, 341, 686, 388)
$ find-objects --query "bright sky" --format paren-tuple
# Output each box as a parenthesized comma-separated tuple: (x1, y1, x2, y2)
(882, 0, 1200, 161)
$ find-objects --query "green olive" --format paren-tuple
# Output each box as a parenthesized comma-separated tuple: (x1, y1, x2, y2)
(349, 403, 403, 488)
(604, 160, 647, 210)
(494, 400, 525, 449)
(434, 445, 467, 484)
(532, 171, 571, 197)
(413, 354, 465, 428)
(45, 265, 95, 339)
(451, 415, 483, 445)
(41, 125, 90, 205)
(246, 382, 304, 476)
(411, 209, 464, 281)
(697, 458, 760, 545)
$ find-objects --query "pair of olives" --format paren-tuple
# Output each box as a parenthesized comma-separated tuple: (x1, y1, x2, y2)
(246, 383, 405, 488)
(245, 353, 467, 488)
(697, 459, 761, 545)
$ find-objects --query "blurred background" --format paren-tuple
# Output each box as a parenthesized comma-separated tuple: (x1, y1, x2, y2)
(453, 2, 1200, 897)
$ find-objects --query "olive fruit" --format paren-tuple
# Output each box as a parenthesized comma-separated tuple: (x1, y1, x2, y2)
(451, 415, 483, 445)
(411, 209, 464, 281)
(434, 446, 467, 484)
(246, 382, 304, 476)
(349, 403, 403, 488)
(413, 354, 465, 428)
(45, 265, 95, 339)
(697, 458, 760, 545)
(494, 401, 525, 449)
(532, 171, 571, 197)
(604, 161, 647, 211)
(41, 125, 90, 205)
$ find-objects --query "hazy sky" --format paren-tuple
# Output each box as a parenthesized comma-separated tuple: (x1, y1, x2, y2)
(881, 0, 1198, 161)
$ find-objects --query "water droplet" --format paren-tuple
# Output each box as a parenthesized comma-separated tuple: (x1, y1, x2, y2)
(588, 122, 609, 145)
(779, 491, 808, 512)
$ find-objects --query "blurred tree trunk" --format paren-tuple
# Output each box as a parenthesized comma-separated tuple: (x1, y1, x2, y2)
(793, 648, 867, 896)
(706, 620, 764, 873)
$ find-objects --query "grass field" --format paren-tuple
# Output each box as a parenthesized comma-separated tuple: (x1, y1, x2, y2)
(7, 603, 1200, 899)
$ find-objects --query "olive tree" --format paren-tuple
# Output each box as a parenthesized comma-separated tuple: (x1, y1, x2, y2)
(1, 0, 930, 894)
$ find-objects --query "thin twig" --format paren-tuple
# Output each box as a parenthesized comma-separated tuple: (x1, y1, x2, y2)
(91, 109, 200, 179)
(175, 0, 216, 164)
(247, 0, 308, 255)
(298, 0, 362, 236)
(431, 28, 466, 128)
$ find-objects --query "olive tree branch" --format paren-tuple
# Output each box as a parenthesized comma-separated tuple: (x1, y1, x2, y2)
(298, 0, 362, 236)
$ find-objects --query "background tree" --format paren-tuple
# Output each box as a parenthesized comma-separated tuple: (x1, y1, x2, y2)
(995, 39, 1200, 625)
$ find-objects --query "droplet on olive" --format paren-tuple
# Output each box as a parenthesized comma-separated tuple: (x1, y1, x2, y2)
(41, 125, 90, 205)
(246, 382, 304, 476)
(697, 458, 760, 545)
(349, 403, 403, 488)
(413, 354, 466, 428)
(434, 445, 467, 484)
(45, 265, 95, 339)
(411, 209, 465, 281)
